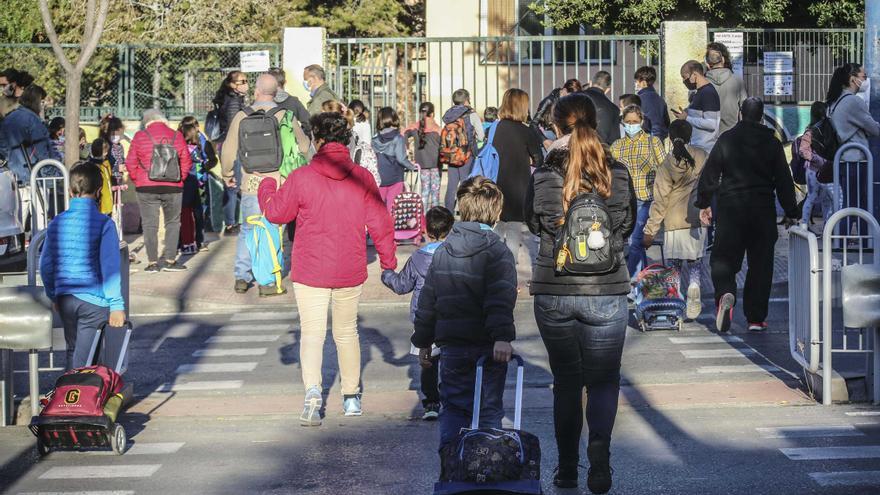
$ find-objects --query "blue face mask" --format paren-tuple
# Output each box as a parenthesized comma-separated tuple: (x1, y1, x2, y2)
(302, 80, 311, 93)
(624, 123, 642, 137)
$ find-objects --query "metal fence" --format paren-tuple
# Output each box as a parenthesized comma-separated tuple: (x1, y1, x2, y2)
(325, 35, 660, 125)
(708, 28, 865, 104)
(0, 43, 282, 121)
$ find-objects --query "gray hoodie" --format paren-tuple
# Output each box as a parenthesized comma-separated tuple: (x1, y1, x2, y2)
(706, 68, 748, 135)
(830, 90, 880, 162)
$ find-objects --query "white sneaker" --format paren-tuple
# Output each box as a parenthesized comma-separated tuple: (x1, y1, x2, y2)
(300, 387, 323, 426)
(686, 284, 702, 320)
(343, 395, 362, 416)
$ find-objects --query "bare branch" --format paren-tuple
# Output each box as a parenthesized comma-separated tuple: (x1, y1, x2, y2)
(84, 0, 97, 43)
(75, 0, 111, 72)
(37, 0, 75, 74)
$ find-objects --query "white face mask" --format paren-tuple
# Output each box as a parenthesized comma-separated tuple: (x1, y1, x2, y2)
(111, 135, 122, 145)
(857, 76, 870, 94)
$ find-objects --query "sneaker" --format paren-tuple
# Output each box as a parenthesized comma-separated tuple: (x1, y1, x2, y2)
(553, 465, 578, 488)
(234, 279, 250, 294)
(179, 244, 197, 255)
(300, 387, 323, 426)
(343, 394, 362, 417)
(748, 322, 768, 332)
(224, 225, 240, 236)
(258, 284, 288, 297)
(198, 243, 209, 252)
(587, 439, 613, 494)
(422, 402, 440, 421)
(686, 284, 702, 320)
(144, 263, 160, 274)
(161, 261, 187, 272)
(715, 293, 735, 333)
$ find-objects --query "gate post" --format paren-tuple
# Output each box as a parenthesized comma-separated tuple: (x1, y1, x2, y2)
(865, 4, 880, 220)
(659, 21, 708, 118)
(282, 27, 327, 104)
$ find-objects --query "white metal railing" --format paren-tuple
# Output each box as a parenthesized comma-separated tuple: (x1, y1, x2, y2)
(28, 159, 69, 235)
(832, 142, 873, 219)
(788, 226, 821, 374)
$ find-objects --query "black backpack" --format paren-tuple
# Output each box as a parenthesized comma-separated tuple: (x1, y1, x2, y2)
(553, 187, 621, 276)
(204, 107, 221, 142)
(142, 128, 181, 183)
(812, 93, 851, 183)
(789, 137, 807, 186)
(237, 106, 284, 174)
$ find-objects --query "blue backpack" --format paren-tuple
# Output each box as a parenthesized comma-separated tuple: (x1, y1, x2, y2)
(245, 215, 285, 292)
(469, 121, 500, 182)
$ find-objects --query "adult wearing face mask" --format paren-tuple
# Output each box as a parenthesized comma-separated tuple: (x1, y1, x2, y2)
(610, 104, 666, 280)
(673, 61, 721, 154)
(303, 65, 339, 116)
(705, 42, 748, 136)
(827, 63, 880, 165)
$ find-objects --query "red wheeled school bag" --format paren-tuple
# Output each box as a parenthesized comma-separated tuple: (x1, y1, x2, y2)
(41, 365, 123, 418)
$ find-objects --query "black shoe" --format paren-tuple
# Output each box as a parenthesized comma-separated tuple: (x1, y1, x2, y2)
(144, 263, 160, 274)
(224, 225, 240, 236)
(422, 402, 440, 421)
(715, 293, 735, 333)
(587, 439, 613, 494)
(258, 284, 288, 297)
(234, 279, 250, 294)
(162, 261, 188, 272)
(553, 465, 578, 488)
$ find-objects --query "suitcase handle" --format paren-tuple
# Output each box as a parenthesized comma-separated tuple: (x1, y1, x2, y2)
(86, 321, 133, 373)
(471, 354, 524, 431)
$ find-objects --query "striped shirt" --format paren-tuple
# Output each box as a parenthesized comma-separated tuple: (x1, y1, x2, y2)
(610, 131, 666, 202)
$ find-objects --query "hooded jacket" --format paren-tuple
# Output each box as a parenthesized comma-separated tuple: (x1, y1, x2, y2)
(382, 241, 442, 323)
(0, 106, 61, 183)
(274, 89, 312, 135)
(644, 145, 708, 237)
(372, 128, 416, 186)
(412, 222, 517, 348)
(257, 142, 398, 288)
(442, 105, 485, 153)
(706, 68, 748, 135)
(830, 90, 880, 162)
(695, 120, 799, 218)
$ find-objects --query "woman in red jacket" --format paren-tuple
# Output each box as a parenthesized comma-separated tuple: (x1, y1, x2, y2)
(257, 112, 398, 426)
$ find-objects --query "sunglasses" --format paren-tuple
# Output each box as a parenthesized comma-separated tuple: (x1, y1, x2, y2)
(234, 80, 248, 86)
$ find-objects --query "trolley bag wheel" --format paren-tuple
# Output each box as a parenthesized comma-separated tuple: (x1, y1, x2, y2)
(677, 319, 684, 332)
(36, 438, 50, 457)
(110, 423, 127, 455)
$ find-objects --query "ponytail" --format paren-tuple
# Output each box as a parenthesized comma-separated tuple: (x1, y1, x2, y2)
(562, 119, 611, 214)
(671, 138, 695, 168)
(418, 116, 427, 150)
(826, 63, 861, 106)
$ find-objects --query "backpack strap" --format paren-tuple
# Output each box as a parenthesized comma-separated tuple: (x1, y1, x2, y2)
(486, 120, 500, 146)
(243, 106, 257, 117)
(830, 93, 852, 116)
(267, 106, 287, 119)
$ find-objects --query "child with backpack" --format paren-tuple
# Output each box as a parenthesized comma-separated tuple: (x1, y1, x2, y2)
(798, 101, 838, 228)
(86, 138, 114, 216)
(411, 177, 517, 449)
(403, 102, 442, 209)
(440, 89, 485, 212)
(40, 162, 126, 370)
(482, 106, 498, 137)
(371, 107, 417, 214)
(178, 121, 211, 254)
(381, 206, 454, 420)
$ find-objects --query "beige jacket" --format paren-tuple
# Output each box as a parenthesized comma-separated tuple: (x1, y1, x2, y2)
(644, 144, 708, 237)
(220, 101, 311, 195)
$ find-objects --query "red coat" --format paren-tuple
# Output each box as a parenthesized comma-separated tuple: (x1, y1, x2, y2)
(258, 142, 398, 288)
(125, 122, 193, 189)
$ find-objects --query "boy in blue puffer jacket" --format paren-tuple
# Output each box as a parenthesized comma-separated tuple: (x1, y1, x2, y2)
(40, 162, 125, 370)
(382, 206, 454, 420)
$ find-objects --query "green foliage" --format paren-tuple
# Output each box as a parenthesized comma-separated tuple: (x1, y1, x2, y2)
(808, 0, 865, 28)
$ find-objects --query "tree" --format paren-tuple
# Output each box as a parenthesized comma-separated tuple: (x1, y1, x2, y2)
(38, 0, 110, 167)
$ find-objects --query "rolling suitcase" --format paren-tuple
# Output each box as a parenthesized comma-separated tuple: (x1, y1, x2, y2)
(633, 261, 686, 332)
(30, 322, 133, 456)
(435, 355, 542, 495)
(392, 166, 424, 245)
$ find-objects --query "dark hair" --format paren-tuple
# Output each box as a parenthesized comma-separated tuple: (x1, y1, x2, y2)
(180, 115, 199, 128)
(532, 88, 561, 129)
(268, 67, 286, 86)
(591, 71, 612, 90)
(563, 78, 582, 94)
(425, 206, 454, 239)
(349, 99, 368, 123)
(634, 66, 657, 85)
(618, 94, 641, 108)
(417, 101, 435, 150)
(19, 84, 45, 114)
(551, 93, 611, 202)
(483, 106, 498, 122)
(809, 100, 828, 128)
(69, 161, 103, 197)
(213, 71, 245, 105)
(740, 97, 764, 123)
(826, 63, 862, 105)
(48, 117, 65, 139)
(376, 107, 400, 131)
(90, 137, 108, 159)
(681, 60, 705, 77)
(99, 115, 124, 142)
(12, 70, 34, 89)
(0, 68, 18, 82)
(706, 42, 733, 69)
(309, 112, 351, 146)
(179, 123, 200, 145)
(668, 120, 695, 168)
(452, 88, 470, 106)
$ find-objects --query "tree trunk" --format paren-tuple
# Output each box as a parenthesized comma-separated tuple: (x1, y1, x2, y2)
(63, 72, 83, 168)
(152, 55, 162, 110)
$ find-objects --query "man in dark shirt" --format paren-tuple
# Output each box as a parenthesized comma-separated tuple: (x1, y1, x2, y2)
(634, 66, 670, 140)
(584, 71, 621, 145)
(268, 67, 311, 135)
(696, 98, 799, 334)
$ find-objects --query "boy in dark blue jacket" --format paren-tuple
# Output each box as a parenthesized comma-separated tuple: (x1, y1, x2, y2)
(412, 176, 517, 449)
(382, 206, 454, 420)
(40, 162, 125, 370)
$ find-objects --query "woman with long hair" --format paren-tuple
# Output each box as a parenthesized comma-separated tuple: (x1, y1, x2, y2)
(212, 70, 249, 236)
(526, 93, 635, 493)
(826, 63, 879, 166)
(348, 99, 372, 148)
(403, 102, 442, 209)
(372, 107, 417, 214)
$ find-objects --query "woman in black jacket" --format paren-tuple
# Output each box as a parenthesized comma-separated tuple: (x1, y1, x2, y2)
(211, 71, 248, 235)
(492, 88, 543, 269)
(525, 93, 636, 493)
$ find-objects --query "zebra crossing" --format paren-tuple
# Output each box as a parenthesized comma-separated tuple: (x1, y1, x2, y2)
(666, 333, 784, 376)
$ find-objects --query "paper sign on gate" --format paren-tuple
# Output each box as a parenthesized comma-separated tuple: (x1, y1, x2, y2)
(712, 32, 744, 77)
(240, 51, 271, 73)
(764, 75, 793, 96)
(764, 52, 793, 74)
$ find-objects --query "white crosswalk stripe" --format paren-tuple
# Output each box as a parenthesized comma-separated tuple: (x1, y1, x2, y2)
(192, 348, 267, 357)
(218, 323, 290, 332)
(205, 335, 280, 344)
(680, 349, 757, 359)
(158, 380, 244, 392)
(757, 426, 863, 439)
(82, 442, 186, 456)
(780, 446, 880, 461)
(230, 311, 293, 322)
(18, 492, 136, 495)
(808, 471, 880, 487)
(176, 362, 258, 374)
(846, 411, 880, 417)
(669, 336, 743, 344)
(697, 364, 780, 374)
(39, 465, 162, 479)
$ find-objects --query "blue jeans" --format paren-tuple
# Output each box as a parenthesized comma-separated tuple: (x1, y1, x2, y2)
(627, 199, 652, 278)
(438, 345, 507, 449)
(534, 294, 628, 467)
(224, 160, 242, 226)
(234, 194, 262, 283)
(803, 169, 837, 224)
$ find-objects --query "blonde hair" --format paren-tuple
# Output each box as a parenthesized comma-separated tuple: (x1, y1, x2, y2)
(498, 88, 530, 123)
(322, 100, 354, 128)
(456, 176, 504, 225)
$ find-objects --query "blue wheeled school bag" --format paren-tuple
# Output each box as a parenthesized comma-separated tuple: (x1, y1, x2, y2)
(245, 215, 285, 293)
(434, 355, 542, 495)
